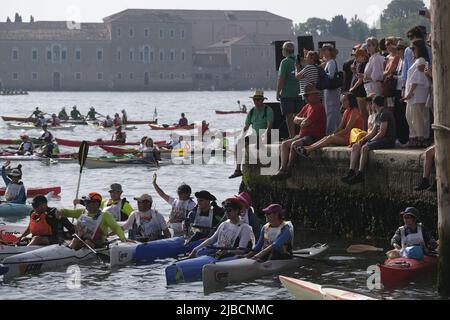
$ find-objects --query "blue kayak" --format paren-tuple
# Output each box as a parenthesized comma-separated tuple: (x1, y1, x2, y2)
(0, 203, 32, 217)
(165, 254, 238, 285)
(134, 237, 203, 263)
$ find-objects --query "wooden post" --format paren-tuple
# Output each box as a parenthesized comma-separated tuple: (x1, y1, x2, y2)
(431, 0, 450, 298)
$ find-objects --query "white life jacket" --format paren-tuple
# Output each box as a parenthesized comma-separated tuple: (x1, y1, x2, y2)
(217, 220, 245, 249)
(168, 198, 196, 232)
(240, 208, 256, 244)
(240, 209, 251, 225)
(135, 210, 163, 238)
(262, 221, 294, 250)
(76, 211, 104, 242)
(102, 199, 126, 221)
(193, 206, 214, 229)
(141, 146, 158, 160)
(5, 183, 22, 201)
(400, 223, 425, 249)
(19, 142, 33, 153)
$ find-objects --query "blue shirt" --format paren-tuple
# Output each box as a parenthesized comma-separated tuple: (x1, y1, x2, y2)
(252, 224, 292, 253)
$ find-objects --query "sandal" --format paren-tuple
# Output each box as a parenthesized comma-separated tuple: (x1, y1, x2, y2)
(295, 146, 310, 159)
(229, 170, 243, 179)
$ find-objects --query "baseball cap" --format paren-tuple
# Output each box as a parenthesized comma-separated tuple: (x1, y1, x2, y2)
(109, 184, 123, 193)
(82, 192, 102, 203)
(134, 194, 153, 202)
(262, 204, 285, 215)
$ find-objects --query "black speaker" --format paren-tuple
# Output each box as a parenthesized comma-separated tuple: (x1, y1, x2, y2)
(297, 36, 315, 58)
(273, 40, 291, 71)
(318, 41, 337, 49)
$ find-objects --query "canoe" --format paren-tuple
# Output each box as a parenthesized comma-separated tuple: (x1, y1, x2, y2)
(84, 156, 168, 169)
(56, 138, 140, 148)
(0, 154, 76, 162)
(125, 120, 157, 125)
(7, 123, 76, 131)
(149, 124, 195, 131)
(165, 254, 238, 285)
(0, 186, 61, 198)
(202, 243, 329, 294)
(0, 203, 32, 217)
(215, 110, 247, 115)
(100, 146, 139, 155)
(279, 276, 378, 300)
(0, 243, 109, 280)
(88, 123, 137, 131)
(379, 255, 438, 287)
(0, 138, 42, 146)
(0, 244, 43, 262)
(1, 116, 87, 125)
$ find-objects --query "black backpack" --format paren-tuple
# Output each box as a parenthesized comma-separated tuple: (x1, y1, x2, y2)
(326, 60, 344, 90)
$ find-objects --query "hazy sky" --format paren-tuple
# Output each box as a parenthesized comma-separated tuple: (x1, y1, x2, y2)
(2, 0, 430, 27)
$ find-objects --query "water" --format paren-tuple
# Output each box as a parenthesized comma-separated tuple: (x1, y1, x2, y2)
(0, 92, 439, 300)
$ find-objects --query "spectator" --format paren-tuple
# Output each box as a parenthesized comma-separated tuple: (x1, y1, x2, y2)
(295, 51, 320, 98)
(383, 37, 401, 108)
(343, 44, 361, 92)
(364, 37, 385, 97)
(393, 39, 410, 145)
(349, 48, 369, 129)
(414, 145, 436, 192)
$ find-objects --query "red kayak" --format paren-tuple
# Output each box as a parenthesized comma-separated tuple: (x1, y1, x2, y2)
(379, 255, 438, 287)
(56, 138, 141, 148)
(125, 120, 157, 125)
(149, 124, 195, 131)
(0, 138, 41, 145)
(215, 110, 247, 115)
(100, 146, 138, 155)
(0, 186, 61, 198)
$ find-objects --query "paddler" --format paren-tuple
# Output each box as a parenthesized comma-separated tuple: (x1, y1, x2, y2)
(17, 134, 34, 156)
(58, 192, 129, 250)
(140, 138, 161, 162)
(1, 161, 26, 204)
(121, 109, 128, 124)
(178, 113, 188, 126)
(112, 126, 127, 143)
(188, 196, 254, 259)
(58, 107, 69, 120)
(70, 106, 83, 120)
(113, 113, 122, 127)
(39, 125, 56, 158)
(245, 204, 294, 262)
(18, 195, 75, 246)
(86, 107, 100, 121)
(389, 207, 437, 259)
(100, 183, 133, 222)
(102, 115, 113, 128)
(30, 107, 44, 119)
(235, 192, 261, 241)
(184, 190, 224, 243)
(152, 173, 196, 236)
(50, 113, 61, 127)
(121, 194, 171, 242)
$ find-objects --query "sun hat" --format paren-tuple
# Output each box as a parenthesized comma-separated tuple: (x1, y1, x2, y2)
(262, 204, 285, 215)
(250, 90, 268, 100)
(195, 190, 217, 201)
(109, 184, 123, 193)
(134, 194, 153, 202)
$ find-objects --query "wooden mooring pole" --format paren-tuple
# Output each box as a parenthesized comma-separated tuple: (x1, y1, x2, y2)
(431, 0, 450, 298)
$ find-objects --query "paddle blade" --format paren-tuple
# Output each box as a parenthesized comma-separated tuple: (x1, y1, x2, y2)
(0, 231, 19, 245)
(347, 245, 384, 254)
(78, 141, 90, 169)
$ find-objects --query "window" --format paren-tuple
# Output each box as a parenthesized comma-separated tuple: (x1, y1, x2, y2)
(159, 73, 164, 79)
(32, 49, 38, 62)
(12, 48, 18, 61)
(150, 49, 154, 62)
(181, 50, 186, 62)
(159, 50, 164, 62)
(32, 72, 38, 80)
(12, 73, 18, 80)
(129, 73, 134, 80)
(170, 49, 175, 62)
(140, 51, 144, 61)
(170, 73, 174, 79)
(75, 49, 81, 61)
(129, 28, 134, 37)
(97, 73, 103, 80)
(159, 29, 164, 39)
(145, 29, 149, 37)
(117, 48, 122, 62)
(117, 28, 121, 37)
(75, 72, 82, 80)
(245, 49, 249, 57)
(61, 50, 67, 61)
(129, 49, 134, 61)
(181, 29, 185, 39)
(97, 49, 103, 61)
(47, 50, 52, 61)
(144, 46, 150, 63)
(52, 45, 61, 63)
(117, 73, 122, 80)
(170, 29, 175, 39)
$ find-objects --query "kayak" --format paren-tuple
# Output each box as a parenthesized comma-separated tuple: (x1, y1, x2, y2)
(7, 123, 76, 131)
(202, 243, 329, 294)
(379, 255, 438, 287)
(100, 146, 182, 159)
(125, 120, 157, 125)
(88, 123, 137, 131)
(0, 243, 109, 280)
(84, 157, 166, 169)
(0, 154, 76, 162)
(1, 116, 87, 125)
(0, 138, 42, 145)
(215, 110, 247, 115)
(0, 203, 32, 217)
(149, 124, 195, 131)
(279, 276, 378, 300)
(165, 254, 238, 285)
(0, 244, 43, 262)
(0, 186, 61, 198)
(56, 138, 140, 148)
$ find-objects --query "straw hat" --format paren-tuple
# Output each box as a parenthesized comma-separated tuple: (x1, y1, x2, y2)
(250, 90, 268, 100)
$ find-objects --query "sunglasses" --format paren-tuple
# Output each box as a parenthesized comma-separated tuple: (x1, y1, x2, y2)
(403, 215, 415, 219)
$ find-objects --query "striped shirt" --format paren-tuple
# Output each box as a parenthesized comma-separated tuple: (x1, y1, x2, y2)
(299, 65, 319, 96)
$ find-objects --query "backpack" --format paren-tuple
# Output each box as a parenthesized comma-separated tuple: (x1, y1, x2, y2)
(326, 60, 344, 90)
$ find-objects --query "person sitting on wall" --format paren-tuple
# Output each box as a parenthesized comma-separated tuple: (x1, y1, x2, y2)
(414, 145, 436, 192)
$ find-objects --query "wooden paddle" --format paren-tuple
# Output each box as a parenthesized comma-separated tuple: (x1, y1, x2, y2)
(347, 244, 384, 254)
(74, 141, 89, 210)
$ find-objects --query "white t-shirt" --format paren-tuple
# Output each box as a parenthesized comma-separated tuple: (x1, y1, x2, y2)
(167, 197, 196, 233)
(406, 57, 431, 105)
(121, 210, 168, 238)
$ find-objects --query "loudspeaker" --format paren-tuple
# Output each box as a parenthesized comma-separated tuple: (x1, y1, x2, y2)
(274, 40, 291, 71)
(297, 36, 315, 58)
(318, 41, 337, 49)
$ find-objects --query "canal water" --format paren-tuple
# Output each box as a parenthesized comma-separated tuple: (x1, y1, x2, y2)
(0, 92, 439, 300)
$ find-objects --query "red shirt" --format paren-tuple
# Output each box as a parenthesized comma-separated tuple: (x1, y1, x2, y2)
(298, 103, 326, 138)
(343, 108, 365, 131)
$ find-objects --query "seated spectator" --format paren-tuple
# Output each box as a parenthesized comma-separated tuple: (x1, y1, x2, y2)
(414, 145, 436, 192)
(341, 96, 396, 185)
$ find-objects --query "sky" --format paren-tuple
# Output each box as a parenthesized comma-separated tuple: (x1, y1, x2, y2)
(1, 0, 431, 27)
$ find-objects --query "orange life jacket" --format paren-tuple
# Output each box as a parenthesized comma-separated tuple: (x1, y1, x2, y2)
(29, 212, 53, 237)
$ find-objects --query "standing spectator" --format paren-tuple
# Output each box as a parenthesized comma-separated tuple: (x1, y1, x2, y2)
(383, 37, 401, 109)
(277, 41, 301, 139)
(379, 38, 389, 58)
(349, 48, 369, 129)
(343, 44, 361, 92)
(295, 51, 320, 98)
(402, 39, 431, 149)
(393, 40, 410, 144)
(321, 44, 341, 135)
(364, 37, 385, 97)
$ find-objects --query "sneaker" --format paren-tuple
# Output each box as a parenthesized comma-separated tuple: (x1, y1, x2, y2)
(348, 172, 364, 185)
(341, 170, 356, 184)
(229, 170, 243, 179)
(414, 178, 431, 191)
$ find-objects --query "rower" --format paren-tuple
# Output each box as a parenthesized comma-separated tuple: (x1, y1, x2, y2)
(50, 113, 61, 127)
(70, 106, 83, 120)
(102, 115, 113, 128)
(185, 190, 224, 243)
(1, 161, 26, 204)
(246, 204, 294, 262)
(58, 107, 69, 120)
(112, 126, 126, 143)
(40, 125, 56, 158)
(40, 124, 54, 142)
(86, 107, 99, 121)
(188, 196, 254, 259)
(152, 173, 196, 236)
(121, 194, 171, 242)
(101, 183, 133, 222)
(163, 134, 182, 150)
(140, 138, 161, 162)
(389, 207, 437, 259)
(179, 113, 188, 126)
(30, 107, 44, 119)
(121, 109, 128, 125)
(59, 192, 128, 250)
(17, 134, 34, 156)
(201, 120, 210, 135)
(113, 113, 122, 127)
(18, 195, 75, 246)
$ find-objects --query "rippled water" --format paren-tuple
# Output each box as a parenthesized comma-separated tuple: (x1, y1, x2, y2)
(0, 92, 439, 300)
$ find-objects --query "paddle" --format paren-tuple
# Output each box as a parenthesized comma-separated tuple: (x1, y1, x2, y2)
(74, 141, 89, 206)
(73, 234, 110, 262)
(0, 231, 20, 245)
(347, 244, 384, 254)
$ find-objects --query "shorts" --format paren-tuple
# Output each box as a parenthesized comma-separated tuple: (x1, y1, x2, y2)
(244, 134, 271, 149)
(280, 97, 302, 115)
(297, 135, 319, 147)
(366, 138, 395, 150)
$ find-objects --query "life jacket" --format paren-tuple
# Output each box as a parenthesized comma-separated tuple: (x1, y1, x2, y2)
(41, 131, 53, 142)
(168, 198, 196, 232)
(217, 220, 245, 249)
(76, 211, 104, 242)
(102, 198, 129, 221)
(400, 223, 425, 249)
(262, 221, 294, 254)
(134, 210, 164, 238)
(240, 207, 257, 244)
(19, 141, 33, 154)
(5, 182, 25, 202)
(114, 132, 126, 143)
(29, 208, 55, 237)
(192, 206, 215, 230)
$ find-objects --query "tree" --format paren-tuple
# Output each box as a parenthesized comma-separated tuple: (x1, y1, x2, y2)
(381, 0, 425, 20)
(6, 16, 11, 23)
(293, 18, 331, 37)
(330, 15, 350, 39)
(348, 15, 371, 42)
(30, 15, 34, 23)
(14, 13, 22, 23)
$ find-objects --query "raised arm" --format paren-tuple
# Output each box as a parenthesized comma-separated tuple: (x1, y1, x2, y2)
(152, 173, 170, 203)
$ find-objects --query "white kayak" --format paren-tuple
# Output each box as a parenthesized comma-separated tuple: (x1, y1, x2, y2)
(279, 276, 378, 300)
(0, 243, 109, 280)
(0, 244, 43, 262)
(109, 242, 139, 267)
(84, 158, 167, 170)
(202, 243, 329, 294)
(0, 155, 76, 163)
(7, 123, 76, 131)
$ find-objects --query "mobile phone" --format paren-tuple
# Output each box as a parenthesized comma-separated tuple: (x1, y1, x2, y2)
(419, 9, 426, 16)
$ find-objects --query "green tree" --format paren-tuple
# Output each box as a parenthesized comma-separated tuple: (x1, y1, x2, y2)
(293, 18, 330, 37)
(348, 15, 371, 42)
(330, 15, 350, 39)
(381, 0, 425, 20)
